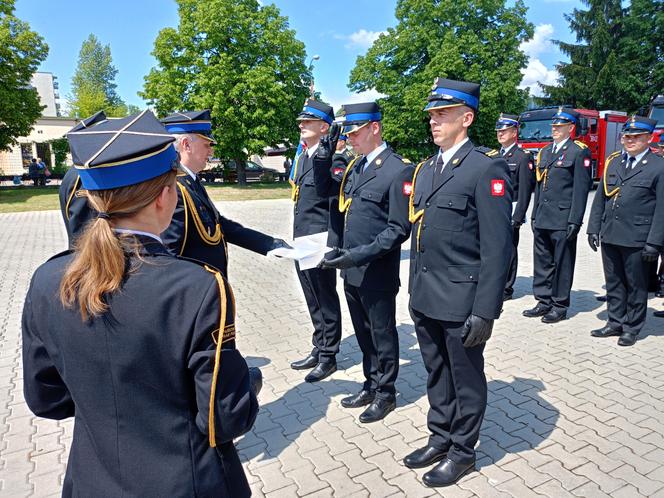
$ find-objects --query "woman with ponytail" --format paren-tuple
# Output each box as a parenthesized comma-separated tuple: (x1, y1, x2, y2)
(22, 111, 258, 498)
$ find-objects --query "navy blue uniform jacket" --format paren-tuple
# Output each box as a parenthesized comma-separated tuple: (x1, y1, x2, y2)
(408, 141, 513, 321)
(162, 171, 275, 277)
(22, 238, 258, 497)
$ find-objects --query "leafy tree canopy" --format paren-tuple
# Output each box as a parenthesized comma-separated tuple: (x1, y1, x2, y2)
(348, 0, 533, 159)
(0, 0, 48, 151)
(140, 0, 311, 183)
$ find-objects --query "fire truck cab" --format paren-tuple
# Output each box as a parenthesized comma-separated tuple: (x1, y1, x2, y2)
(647, 95, 664, 146)
(518, 106, 628, 181)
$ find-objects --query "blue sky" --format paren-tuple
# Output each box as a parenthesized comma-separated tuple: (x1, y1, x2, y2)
(15, 0, 580, 113)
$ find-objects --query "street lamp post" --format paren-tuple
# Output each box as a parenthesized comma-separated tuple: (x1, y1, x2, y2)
(307, 55, 320, 99)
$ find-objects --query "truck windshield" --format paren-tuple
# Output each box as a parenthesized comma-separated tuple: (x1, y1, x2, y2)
(650, 106, 664, 125)
(519, 120, 553, 142)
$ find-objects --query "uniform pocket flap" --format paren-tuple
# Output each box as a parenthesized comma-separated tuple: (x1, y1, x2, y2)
(633, 179, 652, 188)
(556, 160, 574, 168)
(634, 215, 652, 225)
(412, 191, 423, 206)
(360, 190, 383, 203)
(448, 265, 480, 282)
(303, 178, 315, 186)
(436, 194, 468, 211)
(558, 201, 571, 209)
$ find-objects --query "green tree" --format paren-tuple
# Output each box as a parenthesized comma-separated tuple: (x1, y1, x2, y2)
(68, 34, 127, 118)
(141, 0, 311, 184)
(0, 0, 48, 151)
(540, 0, 662, 113)
(348, 0, 533, 159)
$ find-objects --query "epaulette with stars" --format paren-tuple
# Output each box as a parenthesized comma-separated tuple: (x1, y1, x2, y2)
(574, 140, 588, 149)
(392, 153, 412, 164)
(475, 146, 498, 156)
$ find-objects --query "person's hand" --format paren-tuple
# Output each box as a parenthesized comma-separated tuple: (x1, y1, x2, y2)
(270, 238, 292, 258)
(316, 123, 341, 162)
(461, 315, 494, 348)
(566, 223, 580, 241)
(511, 220, 522, 229)
(642, 244, 660, 262)
(318, 248, 355, 269)
(588, 233, 599, 252)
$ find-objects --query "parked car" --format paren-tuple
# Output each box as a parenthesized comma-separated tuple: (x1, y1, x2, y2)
(222, 160, 282, 183)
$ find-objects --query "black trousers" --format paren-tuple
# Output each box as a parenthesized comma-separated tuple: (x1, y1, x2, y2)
(533, 228, 577, 312)
(410, 308, 486, 465)
(295, 263, 342, 363)
(344, 283, 399, 400)
(601, 243, 649, 335)
(504, 225, 520, 295)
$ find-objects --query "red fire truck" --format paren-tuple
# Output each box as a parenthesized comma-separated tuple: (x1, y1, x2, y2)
(518, 106, 628, 181)
(647, 95, 664, 146)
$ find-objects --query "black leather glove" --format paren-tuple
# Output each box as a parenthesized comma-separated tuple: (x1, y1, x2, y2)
(566, 223, 580, 241)
(588, 233, 599, 252)
(316, 122, 341, 162)
(461, 315, 494, 348)
(642, 244, 660, 263)
(318, 248, 355, 269)
(511, 220, 522, 229)
(248, 367, 263, 396)
(270, 238, 292, 257)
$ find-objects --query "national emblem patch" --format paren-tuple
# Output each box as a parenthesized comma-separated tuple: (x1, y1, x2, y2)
(403, 181, 413, 196)
(333, 167, 345, 176)
(584, 158, 591, 168)
(491, 179, 505, 196)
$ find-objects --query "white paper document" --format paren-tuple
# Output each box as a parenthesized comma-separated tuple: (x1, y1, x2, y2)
(267, 232, 332, 270)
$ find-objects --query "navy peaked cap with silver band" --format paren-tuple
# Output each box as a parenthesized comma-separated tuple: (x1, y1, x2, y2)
(552, 107, 579, 125)
(338, 102, 382, 134)
(161, 110, 216, 143)
(495, 113, 519, 130)
(425, 78, 480, 112)
(67, 110, 178, 191)
(296, 99, 334, 124)
(622, 115, 657, 135)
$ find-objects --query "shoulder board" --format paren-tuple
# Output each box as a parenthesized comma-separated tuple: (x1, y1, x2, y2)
(475, 146, 495, 156)
(606, 151, 621, 162)
(574, 140, 588, 149)
(47, 249, 74, 262)
(392, 153, 411, 164)
(176, 255, 222, 273)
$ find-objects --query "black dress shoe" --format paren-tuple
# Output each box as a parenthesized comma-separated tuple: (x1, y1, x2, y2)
(423, 458, 475, 487)
(503, 292, 513, 301)
(541, 309, 567, 323)
(596, 295, 607, 302)
(522, 303, 551, 317)
(341, 390, 375, 408)
(290, 355, 318, 370)
(618, 332, 637, 346)
(359, 397, 396, 423)
(403, 445, 448, 469)
(590, 325, 622, 338)
(304, 362, 337, 383)
(654, 310, 664, 318)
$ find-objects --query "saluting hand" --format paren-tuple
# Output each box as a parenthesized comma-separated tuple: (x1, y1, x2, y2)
(316, 123, 341, 162)
(462, 315, 494, 348)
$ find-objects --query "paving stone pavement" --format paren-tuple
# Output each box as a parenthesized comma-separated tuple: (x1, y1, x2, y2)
(1, 194, 664, 497)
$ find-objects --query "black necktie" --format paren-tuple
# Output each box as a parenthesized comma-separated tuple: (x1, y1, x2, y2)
(624, 156, 635, 175)
(500, 147, 506, 157)
(356, 157, 368, 174)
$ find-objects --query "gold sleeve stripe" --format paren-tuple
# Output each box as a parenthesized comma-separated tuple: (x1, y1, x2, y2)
(64, 174, 81, 222)
(338, 156, 360, 213)
(408, 160, 426, 223)
(204, 265, 229, 448)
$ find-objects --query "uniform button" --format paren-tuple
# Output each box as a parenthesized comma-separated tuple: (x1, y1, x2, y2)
(615, 216, 618, 219)
(367, 193, 372, 198)
(544, 199, 548, 203)
(448, 201, 453, 206)
(420, 248, 425, 253)
(422, 266, 428, 272)
(426, 202, 430, 207)
(616, 204, 619, 208)
(422, 224, 427, 230)
(621, 182, 625, 186)
(469, 275, 473, 280)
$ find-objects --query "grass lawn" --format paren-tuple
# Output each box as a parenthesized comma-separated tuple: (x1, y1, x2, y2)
(0, 182, 291, 214)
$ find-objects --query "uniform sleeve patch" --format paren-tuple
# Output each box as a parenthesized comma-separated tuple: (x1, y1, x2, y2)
(403, 181, 413, 196)
(491, 179, 505, 196)
(584, 158, 591, 168)
(333, 167, 345, 176)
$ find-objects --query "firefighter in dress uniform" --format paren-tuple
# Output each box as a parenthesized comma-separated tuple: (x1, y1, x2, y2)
(23, 110, 259, 497)
(159, 110, 289, 278)
(403, 78, 512, 486)
(494, 113, 535, 300)
(319, 102, 414, 423)
(289, 99, 344, 383)
(587, 116, 664, 345)
(523, 108, 592, 323)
